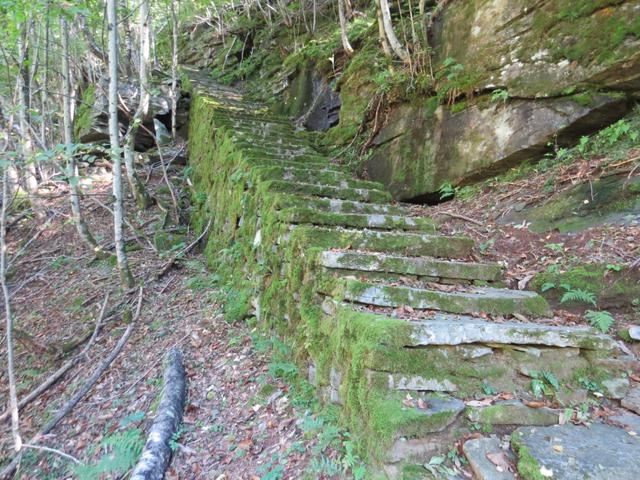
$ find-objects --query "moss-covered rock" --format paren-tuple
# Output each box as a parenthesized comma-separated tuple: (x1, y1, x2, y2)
(531, 262, 640, 310)
(503, 174, 640, 233)
(366, 93, 630, 200)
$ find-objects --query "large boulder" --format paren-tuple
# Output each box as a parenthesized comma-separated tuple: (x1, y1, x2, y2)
(433, 0, 640, 97)
(74, 78, 176, 151)
(363, 0, 640, 200)
(367, 92, 630, 200)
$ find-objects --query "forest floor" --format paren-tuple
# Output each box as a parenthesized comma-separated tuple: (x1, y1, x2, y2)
(0, 140, 638, 480)
(0, 169, 344, 479)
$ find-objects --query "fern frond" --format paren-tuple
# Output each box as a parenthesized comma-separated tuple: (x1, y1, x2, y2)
(584, 310, 614, 333)
(560, 288, 597, 307)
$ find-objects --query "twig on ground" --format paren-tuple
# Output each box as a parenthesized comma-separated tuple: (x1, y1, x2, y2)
(0, 288, 142, 480)
(20, 444, 81, 464)
(437, 211, 484, 226)
(0, 294, 109, 423)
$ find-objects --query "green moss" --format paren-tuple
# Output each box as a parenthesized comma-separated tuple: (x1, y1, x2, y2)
(531, 263, 640, 309)
(511, 433, 545, 480)
(73, 85, 97, 139)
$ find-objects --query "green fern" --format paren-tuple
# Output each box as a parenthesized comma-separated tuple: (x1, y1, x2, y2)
(560, 287, 597, 307)
(74, 428, 144, 479)
(584, 310, 615, 333)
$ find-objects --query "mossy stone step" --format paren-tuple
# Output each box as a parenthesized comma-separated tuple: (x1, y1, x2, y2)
(255, 165, 384, 190)
(256, 166, 385, 191)
(243, 154, 335, 168)
(288, 226, 474, 258)
(272, 194, 410, 215)
(319, 251, 502, 282)
(266, 180, 393, 203)
(369, 392, 465, 463)
(232, 140, 318, 157)
(228, 126, 312, 143)
(244, 158, 345, 173)
(230, 131, 317, 154)
(338, 279, 552, 317)
(395, 313, 615, 349)
(210, 109, 291, 125)
(278, 208, 438, 232)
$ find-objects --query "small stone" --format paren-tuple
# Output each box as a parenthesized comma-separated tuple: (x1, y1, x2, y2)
(622, 386, 640, 415)
(628, 326, 640, 341)
(602, 377, 630, 400)
(462, 437, 516, 480)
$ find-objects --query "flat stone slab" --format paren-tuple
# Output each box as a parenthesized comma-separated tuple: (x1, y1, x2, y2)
(272, 194, 410, 215)
(367, 370, 458, 392)
(621, 386, 640, 415)
(280, 209, 437, 232)
(319, 251, 502, 281)
(406, 315, 615, 349)
(289, 225, 474, 258)
(343, 280, 551, 317)
(466, 400, 560, 426)
(462, 437, 516, 480)
(267, 179, 392, 203)
(513, 423, 640, 479)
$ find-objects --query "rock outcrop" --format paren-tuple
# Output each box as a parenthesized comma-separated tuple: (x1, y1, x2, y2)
(360, 0, 640, 199)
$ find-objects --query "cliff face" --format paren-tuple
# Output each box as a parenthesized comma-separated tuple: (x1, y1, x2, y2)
(362, 0, 640, 199)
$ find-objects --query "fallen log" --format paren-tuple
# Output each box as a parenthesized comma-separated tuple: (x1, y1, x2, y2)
(130, 346, 187, 480)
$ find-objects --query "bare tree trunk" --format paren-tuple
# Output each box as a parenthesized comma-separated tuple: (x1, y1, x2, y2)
(122, 0, 134, 77)
(61, 17, 101, 252)
(170, 0, 179, 139)
(376, 5, 392, 57)
(378, 0, 409, 62)
(1, 166, 22, 453)
(40, 2, 50, 149)
(107, 0, 135, 289)
(123, 0, 152, 209)
(17, 21, 42, 216)
(338, 0, 353, 56)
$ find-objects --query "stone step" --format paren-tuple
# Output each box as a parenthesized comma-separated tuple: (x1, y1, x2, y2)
(512, 424, 640, 480)
(319, 251, 502, 282)
(278, 208, 438, 232)
(396, 313, 615, 349)
(338, 279, 552, 317)
(211, 110, 292, 126)
(255, 165, 385, 190)
(462, 437, 516, 480)
(371, 392, 466, 464)
(271, 194, 410, 215)
(232, 140, 319, 158)
(244, 154, 337, 169)
(287, 226, 474, 258)
(266, 180, 393, 203)
(229, 127, 312, 144)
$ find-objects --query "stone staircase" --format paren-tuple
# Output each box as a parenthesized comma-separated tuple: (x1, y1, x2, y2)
(185, 71, 639, 479)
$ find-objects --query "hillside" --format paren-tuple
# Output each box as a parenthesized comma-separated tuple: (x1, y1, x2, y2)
(1, 0, 639, 479)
